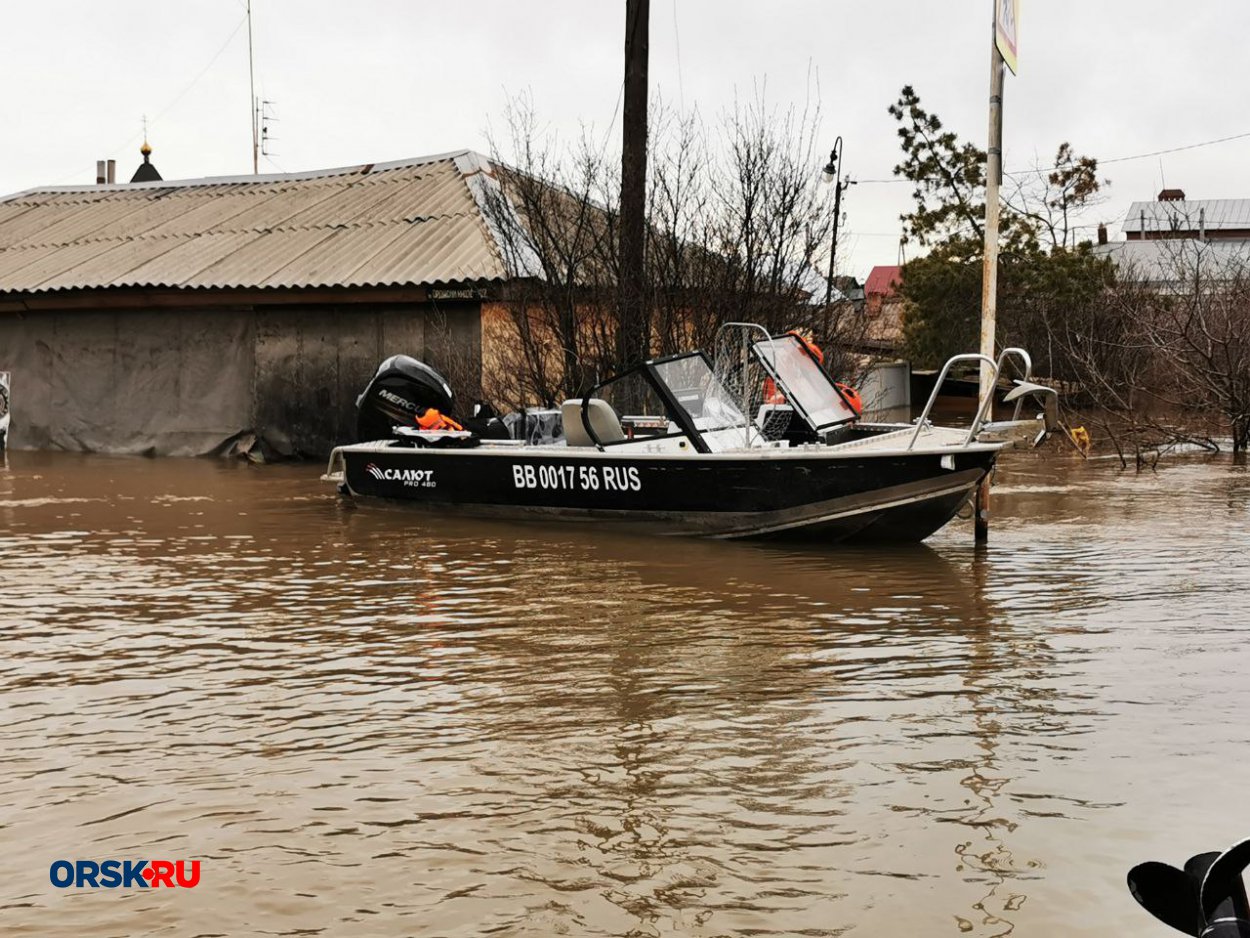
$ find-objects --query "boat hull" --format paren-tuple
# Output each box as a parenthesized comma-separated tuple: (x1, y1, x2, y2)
(333, 444, 995, 542)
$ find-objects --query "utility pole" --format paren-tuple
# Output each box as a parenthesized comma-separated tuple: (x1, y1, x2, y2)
(976, 0, 1015, 543)
(979, 28, 1005, 417)
(827, 175, 845, 306)
(618, 0, 649, 373)
(248, 0, 258, 174)
(821, 138, 855, 311)
(822, 138, 843, 309)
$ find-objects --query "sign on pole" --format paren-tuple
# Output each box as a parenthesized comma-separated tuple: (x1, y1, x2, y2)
(995, 0, 1020, 74)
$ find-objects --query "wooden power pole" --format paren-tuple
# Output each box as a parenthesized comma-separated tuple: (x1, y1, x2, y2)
(976, 10, 1008, 544)
(619, 0, 650, 372)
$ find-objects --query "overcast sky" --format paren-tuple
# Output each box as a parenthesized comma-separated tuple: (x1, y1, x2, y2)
(3, 1, 1247, 278)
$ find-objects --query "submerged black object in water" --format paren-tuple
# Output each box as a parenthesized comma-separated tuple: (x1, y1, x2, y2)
(1128, 839, 1250, 937)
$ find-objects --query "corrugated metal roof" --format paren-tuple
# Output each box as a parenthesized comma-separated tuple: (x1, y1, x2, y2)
(1122, 199, 1250, 233)
(0, 150, 534, 295)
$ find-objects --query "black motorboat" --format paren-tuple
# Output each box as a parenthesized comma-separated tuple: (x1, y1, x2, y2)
(324, 326, 1057, 542)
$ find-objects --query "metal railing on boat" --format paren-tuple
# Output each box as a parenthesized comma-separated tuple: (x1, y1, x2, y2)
(906, 348, 1034, 451)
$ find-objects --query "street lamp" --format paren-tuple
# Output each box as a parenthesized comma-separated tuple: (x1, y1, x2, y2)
(821, 137, 856, 309)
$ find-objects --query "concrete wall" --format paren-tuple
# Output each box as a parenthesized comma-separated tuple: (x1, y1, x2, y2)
(859, 360, 911, 422)
(0, 298, 482, 458)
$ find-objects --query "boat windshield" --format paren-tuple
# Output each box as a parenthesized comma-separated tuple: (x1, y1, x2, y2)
(752, 334, 859, 431)
(651, 353, 748, 432)
(587, 352, 749, 453)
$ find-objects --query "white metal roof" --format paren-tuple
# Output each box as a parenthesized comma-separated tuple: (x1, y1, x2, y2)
(1093, 237, 1250, 286)
(1122, 199, 1250, 234)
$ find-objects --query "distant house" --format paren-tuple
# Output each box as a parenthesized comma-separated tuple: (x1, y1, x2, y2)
(0, 148, 540, 456)
(1095, 189, 1250, 292)
(831, 275, 866, 310)
(864, 265, 901, 313)
(1122, 190, 1250, 241)
(862, 265, 904, 348)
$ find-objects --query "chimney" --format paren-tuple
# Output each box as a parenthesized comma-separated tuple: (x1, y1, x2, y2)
(1097, 223, 1108, 245)
(1157, 188, 1186, 202)
(96, 160, 107, 185)
(106, 159, 116, 184)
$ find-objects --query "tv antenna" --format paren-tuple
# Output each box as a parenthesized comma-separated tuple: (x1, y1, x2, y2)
(261, 100, 279, 158)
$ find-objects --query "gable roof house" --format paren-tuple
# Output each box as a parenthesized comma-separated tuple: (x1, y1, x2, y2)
(1095, 190, 1250, 293)
(0, 149, 538, 456)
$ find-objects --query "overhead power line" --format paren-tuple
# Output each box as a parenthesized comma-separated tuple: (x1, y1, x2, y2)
(854, 129, 1250, 186)
(155, 12, 249, 129)
(1099, 130, 1250, 165)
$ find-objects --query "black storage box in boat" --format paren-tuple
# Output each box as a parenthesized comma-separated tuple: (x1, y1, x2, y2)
(460, 401, 512, 441)
(355, 355, 455, 442)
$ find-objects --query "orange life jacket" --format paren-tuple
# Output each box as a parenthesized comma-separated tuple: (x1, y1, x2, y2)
(791, 332, 825, 365)
(836, 383, 864, 416)
(416, 408, 464, 432)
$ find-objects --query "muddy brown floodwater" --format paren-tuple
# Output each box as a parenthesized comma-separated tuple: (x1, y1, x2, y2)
(1, 449, 1248, 937)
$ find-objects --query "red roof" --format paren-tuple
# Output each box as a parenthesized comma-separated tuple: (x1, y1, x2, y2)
(865, 265, 902, 297)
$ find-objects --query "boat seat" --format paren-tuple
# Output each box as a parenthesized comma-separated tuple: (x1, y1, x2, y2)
(561, 398, 627, 447)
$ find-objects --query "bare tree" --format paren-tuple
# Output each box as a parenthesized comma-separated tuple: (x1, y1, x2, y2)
(1043, 242, 1250, 461)
(1145, 247, 1250, 452)
(1041, 275, 1164, 466)
(479, 92, 875, 411)
(480, 95, 618, 405)
(1004, 143, 1109, 252)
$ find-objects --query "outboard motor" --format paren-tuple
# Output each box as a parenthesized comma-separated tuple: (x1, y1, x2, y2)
(1129, 838, 1250, 937)
(355, 355, 455, 442)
